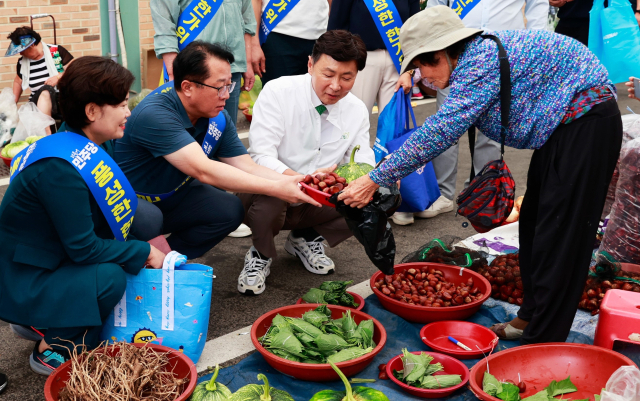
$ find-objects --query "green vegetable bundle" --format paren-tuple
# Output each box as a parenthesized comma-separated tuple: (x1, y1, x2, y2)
(392, 349, 461, 389)
(1, 141, 28, 158)
(258, 307, 375, 364)
(301, 280, 359, 308)
(483, 373, 581, 401)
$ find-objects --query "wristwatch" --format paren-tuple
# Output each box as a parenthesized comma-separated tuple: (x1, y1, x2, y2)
(405, 69, 416, 76)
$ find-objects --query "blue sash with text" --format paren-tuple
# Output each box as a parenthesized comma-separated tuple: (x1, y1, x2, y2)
(450, 0, 482, 20)
(9, 132, 137, 242)
(259, 0, 303, 45)
(363, 0, 405, 74)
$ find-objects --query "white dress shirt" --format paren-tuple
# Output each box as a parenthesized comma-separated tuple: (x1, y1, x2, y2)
(261, 0, 329, 40)
(249, 74, 376, 175)
(426, 0, 549, 31)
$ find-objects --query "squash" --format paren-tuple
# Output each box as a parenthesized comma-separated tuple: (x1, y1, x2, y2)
(308, 361, 389, 401)
(190, 365, 233, 401)
(230, 373, 293, 401)
(335, 146, 374, 183)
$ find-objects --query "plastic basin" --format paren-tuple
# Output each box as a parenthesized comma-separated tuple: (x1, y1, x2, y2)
(296, 291, 365, 311)
(370, 263, 492, 323)
(44, 342, 197, 401)
(300, 182, 335, 208)
(468, 343, 637, 401)
(242, 108, 252, 123)
(386, 351, 470, 398)
(1, 155, 11, 168)
(420, 321, 498, 359)
(251, 304, 387, 381)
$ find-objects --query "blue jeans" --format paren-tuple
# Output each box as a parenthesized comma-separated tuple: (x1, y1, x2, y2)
(224, 72, 242, 124)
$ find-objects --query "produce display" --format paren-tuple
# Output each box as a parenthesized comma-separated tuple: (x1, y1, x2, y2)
(25, 135, 44, 144)
(478, 254, 523, 306)
(392, 349, 462, 389)
(58, 342, 188, 401)
(229, 374, 293, 401)
(128, 89, 152, 111)
(483, 373, 585, 401)
(302, 172, 349, 195)
(373, 267, 484, 307)
(1, 140, 28, 159)
(401, 237, 489, 272)
(302, 280, 359, 308)
(258, 306, 375, 364)
(309, 361, 390, 401)
(334, 145, 374, 183)
(191, 365, 232, 401)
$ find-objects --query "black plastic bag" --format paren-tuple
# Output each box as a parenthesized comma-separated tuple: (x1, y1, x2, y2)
(329, 185, 402, 275)
(401, 235, 489, 272)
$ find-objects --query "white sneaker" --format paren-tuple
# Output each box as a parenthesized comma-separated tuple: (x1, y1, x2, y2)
(228, 223, 252, 238)
(284, 233, 335, 275)
(391, 212, 414, 226)
(238, 246, 271, 295)
(415, 196, 454, 219)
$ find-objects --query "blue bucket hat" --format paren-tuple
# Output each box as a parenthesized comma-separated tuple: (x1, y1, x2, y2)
(5, 35, 36, 57)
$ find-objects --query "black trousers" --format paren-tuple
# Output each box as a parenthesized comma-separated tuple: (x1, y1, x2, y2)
(555, 22, 590, 47)
(518, 99, 622, 344)
(261, 32, 315, 86)
(131, 180, 245, 259)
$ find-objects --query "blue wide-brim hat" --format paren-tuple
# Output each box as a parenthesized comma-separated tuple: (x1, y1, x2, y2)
(5, 35, 36, 57)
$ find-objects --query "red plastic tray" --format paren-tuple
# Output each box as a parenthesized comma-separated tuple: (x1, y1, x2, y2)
(44, 342, 197, 401)
(1, 155, 11, 168)
(468, 343, 637, 401)
(251, 304, 387, 381)
(386, 351, 470, 398)
(300, 182, 335, 208)
(296, 291, 365, 311)
(370, 263, 492, 323)
(420, 321, 497, 359)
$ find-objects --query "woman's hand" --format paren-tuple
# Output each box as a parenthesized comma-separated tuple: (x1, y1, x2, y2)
(44, 73, 61, 87)
(337, 174, 379, 208)
(145, 245, 166, 269)
(626, 77, 640, 101)
(395, 72, 413, 95)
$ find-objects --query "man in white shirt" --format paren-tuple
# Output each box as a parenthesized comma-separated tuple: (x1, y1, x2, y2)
(236, 30, 375, 295)
(392, 0, 549, 226)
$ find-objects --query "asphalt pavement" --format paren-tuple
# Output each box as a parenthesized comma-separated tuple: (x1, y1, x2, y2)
(0, 83, 635, 400)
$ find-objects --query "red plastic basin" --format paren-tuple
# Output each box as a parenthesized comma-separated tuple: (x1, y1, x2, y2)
(295, 291, 365, 311)
(44, 342, 197, 401)
(386, 351, 470, 398)
(420, 321, 498, 359)
(370, 263, 492, 323)
(251, 304, 387, 381)
(300, 182, 335, 208)
(1, 155, 11, 168)
(469, 343, 637, 401)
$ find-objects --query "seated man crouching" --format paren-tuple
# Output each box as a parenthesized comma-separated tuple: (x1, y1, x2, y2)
(236, 30, 375, 295)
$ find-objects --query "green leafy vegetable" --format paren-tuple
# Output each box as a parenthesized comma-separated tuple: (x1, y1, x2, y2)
(402, 349, 429, 383)
(303, 311, 330, 328)
(523, 390, 552, 401)
(302, 288, 327, 304)
(419, 375, 463, 389)
(25, 136, 44, 145)
(483, 372, 503, 397)
(1, 141, 28, 158)
(498, 383, 521, 401)
(546, 377, 578, 397)
(320, 281, 353, 293)
(424, 362, 443, 376)
(327, 347, 373, 364)
(285, 317, 323, 338)
(315, 334, 350, 352)
(340, 292, 359, 308)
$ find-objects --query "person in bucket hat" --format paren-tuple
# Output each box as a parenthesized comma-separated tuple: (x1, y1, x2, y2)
(339, 6, 623, 345)
(6, 26, 74, 132)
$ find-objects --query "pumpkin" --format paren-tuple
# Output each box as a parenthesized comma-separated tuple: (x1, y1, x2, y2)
(335, 145, 374, 183)
(230, 373, 293, 401)
(308, 361, 389, 401)
(190, 365, 233, 401)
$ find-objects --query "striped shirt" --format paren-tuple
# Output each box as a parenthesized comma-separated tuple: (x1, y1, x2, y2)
(16, 44, 73, 100)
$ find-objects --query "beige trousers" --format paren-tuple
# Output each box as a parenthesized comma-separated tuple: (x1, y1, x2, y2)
(350, 49, 400, 115)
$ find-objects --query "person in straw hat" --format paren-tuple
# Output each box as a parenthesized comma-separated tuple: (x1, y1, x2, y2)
(339, 5, 622, 344)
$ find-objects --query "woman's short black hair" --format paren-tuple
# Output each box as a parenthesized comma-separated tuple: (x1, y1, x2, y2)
(312, 30, 367, 71)
(58, 56, 134, 129)
(7, 26, 41, 46)
(413, 34, 480, 67)
(173, 41, 235, 91)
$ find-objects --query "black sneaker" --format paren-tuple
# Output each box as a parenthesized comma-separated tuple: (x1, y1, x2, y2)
(10, 324, 46, 342)
(0, 372, 7, 395)
(29, 342, 67, 376)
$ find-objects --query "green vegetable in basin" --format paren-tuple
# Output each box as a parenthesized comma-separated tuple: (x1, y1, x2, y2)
(190, 364, 232, 401)
(25, 135, 44, 144)
(1, 141, 28, 159)
(230, 374, 293, 401)
(309, 361, 389, 401)
(335, 145, 374, 183)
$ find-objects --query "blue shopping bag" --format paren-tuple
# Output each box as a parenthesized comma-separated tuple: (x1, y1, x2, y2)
(384, 90, 441, 213)
(100, 252, 214, 363)
(374, 90, 401, 163)
(589, 0, 640, 84)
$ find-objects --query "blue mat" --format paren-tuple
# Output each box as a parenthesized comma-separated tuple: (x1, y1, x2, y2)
(199, 295, 596, 401)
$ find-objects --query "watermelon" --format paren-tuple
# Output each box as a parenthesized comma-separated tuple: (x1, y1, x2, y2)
(335, 145, 374, 183)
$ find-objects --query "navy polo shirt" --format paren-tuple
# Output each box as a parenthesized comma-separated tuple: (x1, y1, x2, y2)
(114, 82, 247, 195)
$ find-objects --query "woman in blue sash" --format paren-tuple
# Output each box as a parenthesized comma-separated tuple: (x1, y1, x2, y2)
(0, 56, 166, 376)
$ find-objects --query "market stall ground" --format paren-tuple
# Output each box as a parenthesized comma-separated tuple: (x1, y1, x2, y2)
(0, 83, 635, 401)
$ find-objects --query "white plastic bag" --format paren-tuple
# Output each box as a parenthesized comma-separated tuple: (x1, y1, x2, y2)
(0, 87, 18, 147)
(11, 103, 54, 143)
(601, 366, 640, 401)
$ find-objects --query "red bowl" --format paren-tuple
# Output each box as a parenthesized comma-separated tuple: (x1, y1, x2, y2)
(300, 182, 335, 208)
(295, 291, 365, 311)
(242, 108, 253, 123)
(44, 342, 197, 401)
(468, 343, 637, 401)
(1, 155, 11, 167)
(370, 263, 492, 323)
(386, 351, 470, 398)
(420, 321, 498, 359)
(251, 304, 387, 381)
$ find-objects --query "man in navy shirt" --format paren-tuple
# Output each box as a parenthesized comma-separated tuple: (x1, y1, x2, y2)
(116, 41, 318, 258)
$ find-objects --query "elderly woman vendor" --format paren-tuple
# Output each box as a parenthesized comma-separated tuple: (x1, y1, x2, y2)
(0, 57, 165, 375)
(340, 6, 622, 344)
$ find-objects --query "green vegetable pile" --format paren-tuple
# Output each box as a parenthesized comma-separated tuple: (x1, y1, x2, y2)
(258, 306, 375, 364)
(1, 141, 28, 159)
(302, 280, 359, 308)
(392, 349, 462, 389)
(483, 373, 588, 401)
(334, 146, 374, 184)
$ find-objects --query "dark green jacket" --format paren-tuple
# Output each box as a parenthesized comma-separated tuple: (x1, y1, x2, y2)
(0, 129, 149, 328)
